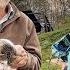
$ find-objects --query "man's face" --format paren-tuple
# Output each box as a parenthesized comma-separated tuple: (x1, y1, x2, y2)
(0, 0, 10, 8)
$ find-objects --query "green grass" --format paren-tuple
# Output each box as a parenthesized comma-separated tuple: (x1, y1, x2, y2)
(38, 16, 70, 70)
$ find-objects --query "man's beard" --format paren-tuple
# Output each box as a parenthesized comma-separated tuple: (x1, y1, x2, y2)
(0, 0, 10, 8)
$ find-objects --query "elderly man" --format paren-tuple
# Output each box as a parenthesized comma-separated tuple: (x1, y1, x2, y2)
(0, 0, 41, 70)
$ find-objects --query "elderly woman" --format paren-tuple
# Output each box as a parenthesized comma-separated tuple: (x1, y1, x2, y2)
(0, 0, 41, 70)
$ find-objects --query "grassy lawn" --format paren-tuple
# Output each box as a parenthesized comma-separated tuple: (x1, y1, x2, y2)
(38, 16, 70, 70)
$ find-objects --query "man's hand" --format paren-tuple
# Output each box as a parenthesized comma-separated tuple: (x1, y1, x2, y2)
(10, 45, 28, 69)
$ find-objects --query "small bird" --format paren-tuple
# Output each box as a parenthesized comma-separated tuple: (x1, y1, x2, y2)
(0, 39, 16, 70)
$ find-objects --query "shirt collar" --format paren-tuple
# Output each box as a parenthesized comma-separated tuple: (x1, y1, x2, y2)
(0, 4, 14, 25)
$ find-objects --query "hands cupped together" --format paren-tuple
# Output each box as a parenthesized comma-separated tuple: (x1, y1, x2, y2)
(10, 45, 28, 69)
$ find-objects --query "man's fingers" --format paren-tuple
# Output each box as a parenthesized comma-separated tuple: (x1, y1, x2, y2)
(16, 58, 27, 67)
(9, 45, 28, 68)
(10, 56, 22, 64)
(11, 57, 27, 68)
(10, 56, 25, 67)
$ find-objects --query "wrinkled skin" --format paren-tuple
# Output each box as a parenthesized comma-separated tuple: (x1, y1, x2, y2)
(0, 0, 10, 8)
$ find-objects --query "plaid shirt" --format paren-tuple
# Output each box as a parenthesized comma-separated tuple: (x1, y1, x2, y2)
(0, 3, 14, 29)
